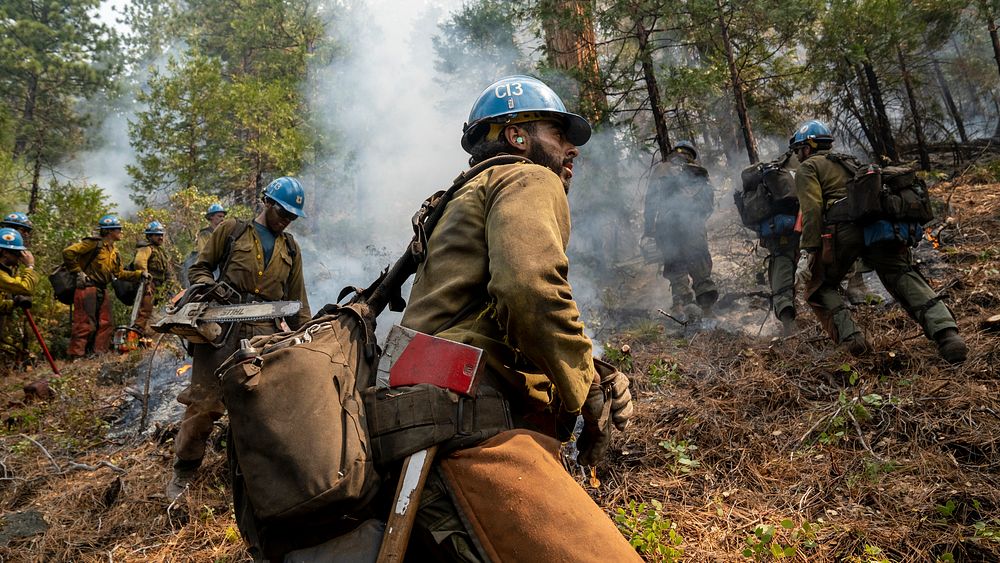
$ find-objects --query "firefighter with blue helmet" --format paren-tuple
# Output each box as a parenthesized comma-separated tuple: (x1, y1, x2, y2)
(170, 178, 311, 501)
(1, 212, 33, 244)
(792, 119, 967, 363)
(132, 221, 172, 335)
(0, 228, 37, 365)
(642, 141, 718, 320)
(393, 75, 636, 561)
(62, 215, 147, 358)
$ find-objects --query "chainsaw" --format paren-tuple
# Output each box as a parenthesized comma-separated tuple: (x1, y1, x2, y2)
(152, 282, 301, 346)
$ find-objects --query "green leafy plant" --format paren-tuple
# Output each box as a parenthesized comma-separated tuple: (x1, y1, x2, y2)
(973, 519, 1000, 542)
(659, 438, 700, 474)
(742, 519, 818, 560)
(648, 359, 680, 386)
(613, 499, 684, 561)
(602, 342, 634, 372)
(935, 499, 957, 519)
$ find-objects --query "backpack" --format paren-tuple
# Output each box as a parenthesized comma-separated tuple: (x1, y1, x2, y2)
(49, 240, 100, 305)
(214, 155, 528, 552)
(824, 155, 934, 225)
(735, 152, 798, 228)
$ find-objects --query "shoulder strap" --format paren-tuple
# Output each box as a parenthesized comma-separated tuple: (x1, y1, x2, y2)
(283, 232, 298, 259)
(219, 219, 250, 281)
(824, 153, 861, 177)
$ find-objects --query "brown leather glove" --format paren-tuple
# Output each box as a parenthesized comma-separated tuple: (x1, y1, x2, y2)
(75, 272, 90, 289)
(576, 359, 634, 466)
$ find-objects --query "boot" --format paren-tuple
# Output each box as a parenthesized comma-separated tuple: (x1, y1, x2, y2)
(166, 466, 198, 501)
(935, 328, 968, 364)
(778, 309, 796, 337)
(842, 332, 872, 357)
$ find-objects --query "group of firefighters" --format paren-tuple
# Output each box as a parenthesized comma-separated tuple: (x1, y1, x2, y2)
(0, 205, 229, 364)
(0, 74, 970, 560)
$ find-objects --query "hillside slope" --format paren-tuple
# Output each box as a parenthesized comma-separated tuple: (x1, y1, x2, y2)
(1, 175, 997, 562)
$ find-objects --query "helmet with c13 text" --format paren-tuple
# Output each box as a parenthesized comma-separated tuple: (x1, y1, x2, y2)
(262, 177, 307, 218)
(461, 75, 592, 153)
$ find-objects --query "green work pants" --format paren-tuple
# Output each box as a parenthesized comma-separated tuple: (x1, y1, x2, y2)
(656, 227, 718, 308)
(762, 234, 799, 320)
(805, 223, 956, 344)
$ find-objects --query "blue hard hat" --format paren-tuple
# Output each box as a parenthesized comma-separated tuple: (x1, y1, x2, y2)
(674, 140, 697, 160)
(1, 212, 32, 232)
(205, 203, 226, 218)
(263, 177, 307, 218)
(98, 214, 122, 230)
(789, 120, 834, 149)
(144, 220, 165, 235)
(461, 75, 592, 153)
(0, 228, 26, 251)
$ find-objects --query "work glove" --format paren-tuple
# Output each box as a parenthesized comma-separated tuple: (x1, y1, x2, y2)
(75, 272, 90, 289)
(576, 359, 634, 466)
(794, 249, 813, 288)
(12, 295, 32, 309)
(140, 271, 153, 282)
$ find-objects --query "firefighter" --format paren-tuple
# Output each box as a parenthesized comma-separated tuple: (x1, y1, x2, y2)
(792, 120, 967, 363)
(641, 140, 718, 319)
(62, 215, 149, 358)
(182, 204, 226, 288)
(131, 221, 171, 336)
(168, 180, 311, 500)
(398, 75, 637, 560)
(0, 228, 37, 365)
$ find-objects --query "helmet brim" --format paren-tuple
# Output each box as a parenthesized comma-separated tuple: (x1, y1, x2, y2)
(272, 197, 307, 218)
(461, 111, 592, 153)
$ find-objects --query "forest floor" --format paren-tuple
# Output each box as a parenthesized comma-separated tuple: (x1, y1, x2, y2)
(1, 172, 998, 562)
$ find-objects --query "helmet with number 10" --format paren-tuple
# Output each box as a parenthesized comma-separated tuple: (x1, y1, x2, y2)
(461, 75, 592, 154)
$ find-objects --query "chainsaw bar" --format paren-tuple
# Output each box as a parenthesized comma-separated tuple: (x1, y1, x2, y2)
(198, 301, 301, 323)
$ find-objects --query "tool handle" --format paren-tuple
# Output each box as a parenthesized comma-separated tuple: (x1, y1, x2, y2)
(24, 310, 60, 376)
(376, 444, 439, 562)
(129, 279, 146, 326)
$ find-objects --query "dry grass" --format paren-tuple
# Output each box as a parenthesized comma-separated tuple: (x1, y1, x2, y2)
(0, 176, 997, 562)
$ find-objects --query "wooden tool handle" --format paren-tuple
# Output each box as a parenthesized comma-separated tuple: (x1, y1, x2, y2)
(376, 444, 439, 562)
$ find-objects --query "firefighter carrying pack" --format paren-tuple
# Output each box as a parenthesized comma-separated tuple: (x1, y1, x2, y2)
(735, 151, 798, 228)
(823, 154, 934, 225)
(214, 155, 528, 559)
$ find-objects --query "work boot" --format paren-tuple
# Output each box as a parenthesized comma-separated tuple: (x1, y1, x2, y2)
(778, 310, 796, 337)
(935, 328, 968, 364)
(166, 467, 198, 501)
(842, 333, 872, 357)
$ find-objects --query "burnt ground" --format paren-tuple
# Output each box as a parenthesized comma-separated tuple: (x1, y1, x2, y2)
(1, 173, 998, 562)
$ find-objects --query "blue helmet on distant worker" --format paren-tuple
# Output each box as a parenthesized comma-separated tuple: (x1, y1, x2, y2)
(0, 228, 27, 251)
(205, 203, 226, 218)
(263, 177, 307, 218)
(144, 220, 166, 235)
(789, 120, 834, 150)
(461, 75, 592, 153)
(1, 212, 32, 232)
(673, 140, 698, 161)
(98, 214, 122, 230)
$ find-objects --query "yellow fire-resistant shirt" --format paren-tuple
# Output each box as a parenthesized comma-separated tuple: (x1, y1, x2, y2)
(134, 242, 170, 284)
(62, 237, 143, 286)
(401, 161, 596, 416)
(0, 263, 38, 314)
(188, 218, 311, 330)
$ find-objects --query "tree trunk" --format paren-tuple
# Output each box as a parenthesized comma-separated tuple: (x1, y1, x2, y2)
(636, 18, 671, 160)
(716, 0, 758, 164)
(28, 151, 42, 214)
(989, 16, 1000, 82)
(852, 61, 883, 157)
(897, 48, 930, 170)
(862, 59, 899, 162)
(540, 0, 608, 125)
(933, 59, 968, 143)
(14, 74, 39, 157)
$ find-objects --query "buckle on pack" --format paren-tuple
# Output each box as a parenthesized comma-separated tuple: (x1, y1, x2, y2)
(456, 396, 474, 436)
